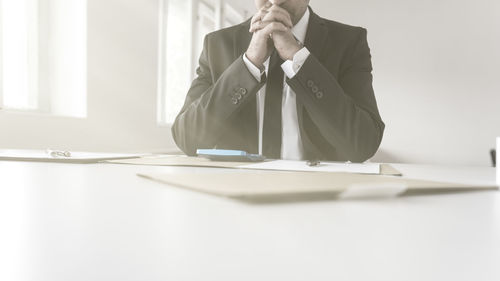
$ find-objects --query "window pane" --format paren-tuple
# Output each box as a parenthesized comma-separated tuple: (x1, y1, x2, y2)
(163, 0, 192, 124)
(0, 0, 86, 117)
(1, 0, 38, 109)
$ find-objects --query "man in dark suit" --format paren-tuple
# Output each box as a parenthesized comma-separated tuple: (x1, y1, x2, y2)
(172, 0, 385, 162)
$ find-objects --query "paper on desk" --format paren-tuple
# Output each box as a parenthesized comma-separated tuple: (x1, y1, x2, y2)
(107, 155, 401, 176)
(0, 149, 145, 163)
(240, 160, 380, 174)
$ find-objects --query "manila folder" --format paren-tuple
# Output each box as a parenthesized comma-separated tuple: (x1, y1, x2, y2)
(137, 170, 497, 199)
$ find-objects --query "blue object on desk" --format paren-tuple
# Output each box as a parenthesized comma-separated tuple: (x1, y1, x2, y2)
(196, 149, 266, 162)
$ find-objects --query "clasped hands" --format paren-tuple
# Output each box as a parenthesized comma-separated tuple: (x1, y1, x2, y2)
(246, 1, 302, 70)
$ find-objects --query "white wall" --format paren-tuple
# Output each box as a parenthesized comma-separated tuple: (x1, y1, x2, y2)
(311, 0, 500, 166)
(0, 0, 174, 153)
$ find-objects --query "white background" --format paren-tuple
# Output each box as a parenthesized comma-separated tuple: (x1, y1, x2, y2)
(1, 0, 499, 165)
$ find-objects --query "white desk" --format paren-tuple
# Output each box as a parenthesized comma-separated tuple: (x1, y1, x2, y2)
(1, 161, 499, 281)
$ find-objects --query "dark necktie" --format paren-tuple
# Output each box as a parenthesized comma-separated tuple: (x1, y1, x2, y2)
(262, 52, 284, 159)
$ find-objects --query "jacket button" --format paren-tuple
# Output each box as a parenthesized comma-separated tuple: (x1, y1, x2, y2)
(231, 98, 239, 105)
(234, 93, 242, 100)
(238, 88, 247, 95)
(311, 86, 319, 94)
(307, 80, 314, 88)
(316, 91, 324, 99)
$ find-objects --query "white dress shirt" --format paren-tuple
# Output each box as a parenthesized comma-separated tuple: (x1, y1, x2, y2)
(243, 9, 310, 160)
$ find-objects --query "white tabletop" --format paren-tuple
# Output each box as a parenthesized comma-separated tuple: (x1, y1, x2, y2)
(1, 160, 499, 281)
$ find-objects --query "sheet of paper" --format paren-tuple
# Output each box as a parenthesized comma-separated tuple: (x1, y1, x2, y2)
(239, 160, 380, 174)
(0, 149, 145, 163)
(106, 155, 401, 176)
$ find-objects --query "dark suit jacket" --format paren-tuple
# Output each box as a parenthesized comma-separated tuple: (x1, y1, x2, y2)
(172, 9, 385, 162)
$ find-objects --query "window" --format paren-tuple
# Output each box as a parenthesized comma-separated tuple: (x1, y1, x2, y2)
(193, 1, 216, 69)
(157, 0, 246, 125)
(157, 0, 193, 125)
(0, 0, 38, 110)
(222, 3, 244, 28)
(0, 0, 87, 117)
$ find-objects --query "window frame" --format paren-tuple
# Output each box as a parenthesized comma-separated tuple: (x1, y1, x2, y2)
(156, 0, 169, 125)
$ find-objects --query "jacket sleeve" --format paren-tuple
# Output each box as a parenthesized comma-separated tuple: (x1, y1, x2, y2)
(171, 35, 265, 156)
(286, 28, 385, 162)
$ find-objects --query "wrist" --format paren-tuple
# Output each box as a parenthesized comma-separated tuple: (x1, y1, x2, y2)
(245, 52, 265, 71)
(283, 44, 302, 61)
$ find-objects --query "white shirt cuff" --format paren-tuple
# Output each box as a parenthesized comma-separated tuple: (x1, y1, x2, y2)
(281, 47, 311, 79)
(243, 53, 264, 82)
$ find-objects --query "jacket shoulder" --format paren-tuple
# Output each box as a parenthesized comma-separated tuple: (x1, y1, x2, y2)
(321, 17, 367, 38)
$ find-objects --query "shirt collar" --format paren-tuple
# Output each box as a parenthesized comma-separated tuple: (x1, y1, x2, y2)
(292, 8, 310, 44)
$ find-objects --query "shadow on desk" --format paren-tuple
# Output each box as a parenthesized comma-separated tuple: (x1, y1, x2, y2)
(237, 189, 495, 205)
